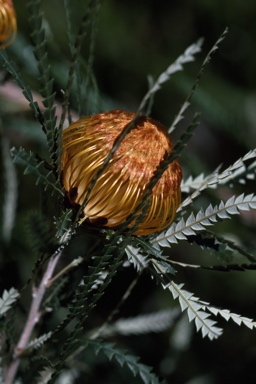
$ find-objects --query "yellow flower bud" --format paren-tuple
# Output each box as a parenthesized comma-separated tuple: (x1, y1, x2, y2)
(0, 0, 17, 49)
(61, 110, 182, 236)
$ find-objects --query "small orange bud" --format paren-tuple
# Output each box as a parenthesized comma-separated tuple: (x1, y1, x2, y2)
(61, 110, 182, 236)
(0, 0, 17, 49)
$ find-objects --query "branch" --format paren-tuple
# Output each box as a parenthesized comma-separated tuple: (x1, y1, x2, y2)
(4, 249, 63, 384)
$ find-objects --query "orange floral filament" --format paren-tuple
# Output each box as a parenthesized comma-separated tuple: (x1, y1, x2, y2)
(0, 0, 17, 49)
(61, 110, 182, 236)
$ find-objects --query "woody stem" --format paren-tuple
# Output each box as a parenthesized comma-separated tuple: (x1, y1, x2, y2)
(4, 250, 62, 384)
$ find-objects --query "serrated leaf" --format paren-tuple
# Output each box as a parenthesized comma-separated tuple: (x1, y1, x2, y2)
(0, 288, 20, 316)
(170, 282, 223, 340)
(55, 209, 73, 239)
(11, 147, 63, 196)
(137, 38, 203, 114)
(0, 51, 39, 117)
(26, 332, 52, 352)
(101, 309, 180, 337)
(83, 339, 161, 384)
(125, 245, 149, 271)
(179, 148, 256, 210)
(152, 262, 223, 340)
(171, 282, 222, 340)
(153, 193, 256, 248)
(27, 0, 61, 171)
(187, 307, 196, 322)
(206, 306, 256, 330)
(26, 212, 57, 255)
(1, 137, 18, 243)
(36, 367, 55, 384)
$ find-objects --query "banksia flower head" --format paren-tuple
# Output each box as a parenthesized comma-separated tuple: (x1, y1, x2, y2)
(0, 0, 16, 49)
(62, 110, 182, 236)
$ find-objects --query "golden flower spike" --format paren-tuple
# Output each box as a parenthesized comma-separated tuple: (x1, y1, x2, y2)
(0, 0, 17, 49)
(61, 110, 182, 236)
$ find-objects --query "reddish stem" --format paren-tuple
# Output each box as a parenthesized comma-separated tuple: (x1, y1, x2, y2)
(4, 250, 62, 384)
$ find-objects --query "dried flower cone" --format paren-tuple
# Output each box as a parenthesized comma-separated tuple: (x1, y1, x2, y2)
(62, 110, 182, 236)
(0, 0, 16, 49)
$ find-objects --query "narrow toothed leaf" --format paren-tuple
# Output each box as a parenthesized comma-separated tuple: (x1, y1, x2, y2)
(191, 223, 205, 230)
(0, 288, 20, 316)
(206, 306, 256, 330)
(226, 206, 239, 215)
(217, 211, 230, 219)
(157, 238, 169, 247)
(175, 232, 187, 240)
(153, 193, 256, 249)
(182, 227, 196, 236)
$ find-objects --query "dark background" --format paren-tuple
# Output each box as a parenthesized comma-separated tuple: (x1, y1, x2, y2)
(1, 1, 256, 383)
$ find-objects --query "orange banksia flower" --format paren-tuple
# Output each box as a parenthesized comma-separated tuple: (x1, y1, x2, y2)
(0, 0, 16, 49)
(61, 110, 182, 236)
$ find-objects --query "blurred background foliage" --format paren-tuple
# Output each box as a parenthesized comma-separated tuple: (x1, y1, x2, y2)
(1, 1, 256, 383)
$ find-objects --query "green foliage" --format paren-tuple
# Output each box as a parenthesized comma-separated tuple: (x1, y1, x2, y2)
(137, 37, 203, 115)
(1, 137, 17, 244)
(26, 331, 53, 353)
(11, 147, 63, 195)
(98, 308, 180, 337)
(59, 0, 102, 130)
(27, 0, 58, 168)
(154, 193, 256, 247)
(64, 0, 102, 117)
(81, 339, 163, 384)
(0, 288, 19, 317)
(0, 50, 40, 117)
(55, 209, 73, 239)
(1, 1, 256, 384)
(25, 212, 57, 255)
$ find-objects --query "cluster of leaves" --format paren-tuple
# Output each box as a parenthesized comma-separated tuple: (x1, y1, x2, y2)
(0, 1, 256, 383)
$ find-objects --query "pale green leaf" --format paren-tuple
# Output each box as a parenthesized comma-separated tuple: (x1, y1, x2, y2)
(0, 288, 20, 317)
